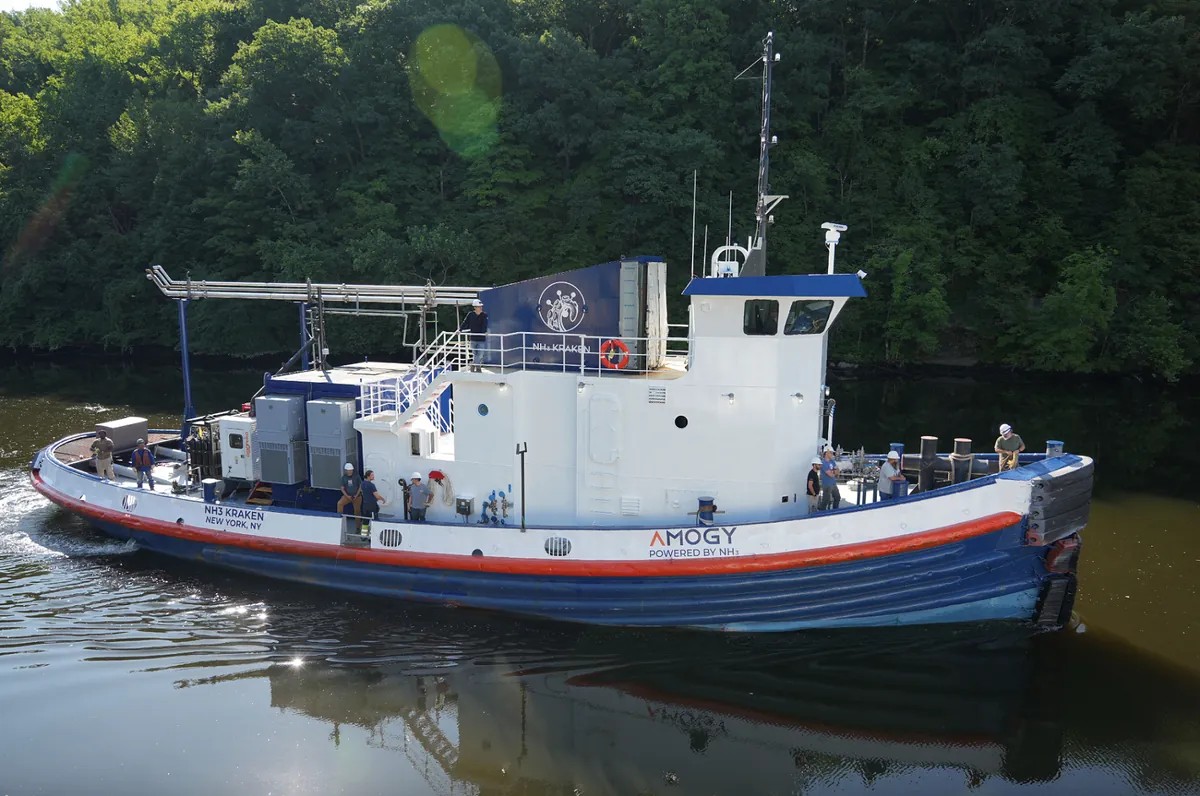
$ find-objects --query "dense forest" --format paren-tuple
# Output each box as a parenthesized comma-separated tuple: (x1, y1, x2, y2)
(1, 0, 1198, 378)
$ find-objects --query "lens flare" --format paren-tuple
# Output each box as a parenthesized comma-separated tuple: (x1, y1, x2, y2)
(409, 25, 502, 157)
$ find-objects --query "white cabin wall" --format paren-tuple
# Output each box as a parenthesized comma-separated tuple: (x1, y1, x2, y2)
(513, 372, 578, 525)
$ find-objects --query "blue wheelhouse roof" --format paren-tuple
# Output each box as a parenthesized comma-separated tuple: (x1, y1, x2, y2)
(683, 274, 867, 298)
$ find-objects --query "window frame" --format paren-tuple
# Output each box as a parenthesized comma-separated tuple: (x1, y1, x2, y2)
(742, 299, 780, 336)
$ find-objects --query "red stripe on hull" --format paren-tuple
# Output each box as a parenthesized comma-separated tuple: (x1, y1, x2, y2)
(32, 471, 1023, 577)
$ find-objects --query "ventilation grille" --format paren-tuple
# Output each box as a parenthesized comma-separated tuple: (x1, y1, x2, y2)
(310, 452, 344, 489)
(260, 447, 290, 483)
(620, 497, 641, 516)
(648, 386, 667, 404)
(379, 529, 403, 548)
(545, 537, 572, 557)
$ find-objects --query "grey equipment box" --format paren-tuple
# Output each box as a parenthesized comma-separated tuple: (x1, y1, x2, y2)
(97, 417, 149, 451)
(259, 439, 308, 485)
(254, 395, 306, 441)
(307, 399, 358, 490)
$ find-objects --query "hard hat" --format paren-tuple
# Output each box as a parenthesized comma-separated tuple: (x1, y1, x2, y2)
(136, 438, 145, 445)
(886, 450, 899, 459)
(344, 463, 354, 470)
(999, 423, 1012, 434)
(411, 471, 422, 480)
(811, 457, 822, 465)
(472, 299, 483, 307)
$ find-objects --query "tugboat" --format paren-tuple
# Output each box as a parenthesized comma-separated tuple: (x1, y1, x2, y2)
(28, 33, 1091, 631)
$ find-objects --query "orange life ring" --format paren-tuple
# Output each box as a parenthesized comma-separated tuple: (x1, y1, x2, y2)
(599, 339, 630, 370)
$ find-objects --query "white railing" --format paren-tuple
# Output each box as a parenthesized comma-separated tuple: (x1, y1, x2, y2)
(358, 331, 467, 421)
(359, 330, 692, 425)
(474, 331, 691, 377)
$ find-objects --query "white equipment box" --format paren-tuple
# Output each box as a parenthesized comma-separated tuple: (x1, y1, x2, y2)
(97, 417, 149, 451)
(218, 415, 260, 481)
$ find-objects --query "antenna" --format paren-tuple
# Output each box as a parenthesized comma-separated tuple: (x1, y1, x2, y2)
(690, 170, 698, 279)
(702, 225, 709, 277)
(726, 191, 733, 249)
(737, 31, 788, 278)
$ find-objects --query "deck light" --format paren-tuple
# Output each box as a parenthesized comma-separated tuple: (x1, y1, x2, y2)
(725, 393, 735, 405)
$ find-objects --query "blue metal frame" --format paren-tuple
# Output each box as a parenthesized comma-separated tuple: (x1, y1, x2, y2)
(177, 299, 194, 440)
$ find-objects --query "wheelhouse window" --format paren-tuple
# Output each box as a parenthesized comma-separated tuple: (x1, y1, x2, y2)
(743, 300, 779, 335)
(784, 300, 834, 335)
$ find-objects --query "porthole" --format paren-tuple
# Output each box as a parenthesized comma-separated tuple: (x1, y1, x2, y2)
(380, 529, 403, 548)
(674, 415, 688, 429)
(545, 537, 572, 557)
(478, 404, 489, 416)
(471, 549, 483, 557)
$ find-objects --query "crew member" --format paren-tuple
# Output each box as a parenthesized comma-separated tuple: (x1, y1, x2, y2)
(819, 447, 841, 511)
(361, 469, 386, 520)
(91, 430, 115, 481)
(132, 439, 155, 490)
(806, 457, 821, 512)
(995, 423, 1025, 471)
(879, 450, 904, 500)
(460, 299, 489, 371)
(408, 472, 432, 522)
(339, 463, 363, 521)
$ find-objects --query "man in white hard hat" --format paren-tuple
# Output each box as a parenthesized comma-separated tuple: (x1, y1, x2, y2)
(338, 462, 363, 522)
(878, 450, 904, 501)
(408, 472, 432, 522)
(818, 447, 841, 511)
(994, 423, 1025, 471)
(806, 457, 822, 512)
(460, 298, 489, 372)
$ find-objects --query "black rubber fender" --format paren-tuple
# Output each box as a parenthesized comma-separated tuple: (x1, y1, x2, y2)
(1031, 460, 1094, 494)
(1028, 505, 1090, 544)
(1031, 488, 1093, 522)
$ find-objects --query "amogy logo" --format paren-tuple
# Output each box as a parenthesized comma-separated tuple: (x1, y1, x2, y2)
(648, 527, 738, 559)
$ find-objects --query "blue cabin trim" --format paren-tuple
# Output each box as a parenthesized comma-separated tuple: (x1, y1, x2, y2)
(683, 274, 867, 298)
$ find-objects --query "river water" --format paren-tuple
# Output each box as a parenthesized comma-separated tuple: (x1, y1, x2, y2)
(1, 360, 1198, 796)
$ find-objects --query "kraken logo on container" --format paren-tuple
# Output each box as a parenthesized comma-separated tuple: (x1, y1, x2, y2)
(408, 25, 502, 157)
(538, 281, 586, 332)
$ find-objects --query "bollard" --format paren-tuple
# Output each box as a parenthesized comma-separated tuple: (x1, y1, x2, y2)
(1046, 440, 1064, 458)
(918, 436, 937, 493)
(951, 438, 973, 484)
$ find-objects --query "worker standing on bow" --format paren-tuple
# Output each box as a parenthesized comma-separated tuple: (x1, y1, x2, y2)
(995, 423, 1025, 471)
(878, 450, 904, 500)
(132, 439, 155, 490)
(819, 447, 841, 511)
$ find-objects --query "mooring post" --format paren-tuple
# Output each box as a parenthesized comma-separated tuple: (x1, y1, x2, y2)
(919, 436, 937, 493)
(516, 442, 528, 532)
(951, 438, 973, 484)
(178, 299, 195, 441)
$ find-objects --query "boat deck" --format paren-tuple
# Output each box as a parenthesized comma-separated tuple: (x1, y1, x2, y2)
(53, 432, 178, 465)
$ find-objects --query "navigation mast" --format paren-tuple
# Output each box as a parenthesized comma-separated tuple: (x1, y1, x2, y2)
(739, 31, 787, 278)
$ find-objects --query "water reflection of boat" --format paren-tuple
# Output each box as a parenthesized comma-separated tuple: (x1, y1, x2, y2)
(206, 623, 1121, 795)
(168, 600, 1200, 795)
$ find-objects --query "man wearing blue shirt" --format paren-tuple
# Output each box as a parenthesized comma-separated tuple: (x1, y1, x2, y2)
(818, 447, 841, 511)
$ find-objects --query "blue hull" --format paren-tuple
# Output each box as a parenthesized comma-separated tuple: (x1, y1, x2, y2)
(83, 515, 1050, 630)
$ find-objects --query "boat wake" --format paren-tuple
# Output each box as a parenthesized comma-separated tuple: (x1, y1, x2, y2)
(0, 468, 139, 559)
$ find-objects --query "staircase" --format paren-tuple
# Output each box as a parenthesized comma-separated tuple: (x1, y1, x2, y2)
(358, 331, 469, 431)
(245, 482, 273, 506)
